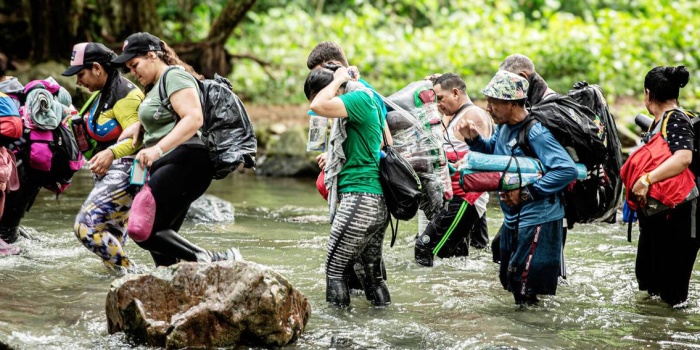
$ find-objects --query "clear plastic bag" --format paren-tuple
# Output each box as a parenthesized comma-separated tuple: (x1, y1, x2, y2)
(307, 114, 328, 152)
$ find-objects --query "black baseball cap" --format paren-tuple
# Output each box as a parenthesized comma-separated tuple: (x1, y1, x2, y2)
(61, 42, 116, 76)
(111, 32, 162, 65)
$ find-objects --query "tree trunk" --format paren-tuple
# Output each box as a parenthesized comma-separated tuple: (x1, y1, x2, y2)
(97, 0, 161, 44)
(178, 0, 257, 78)
(29, 0, 75, 61)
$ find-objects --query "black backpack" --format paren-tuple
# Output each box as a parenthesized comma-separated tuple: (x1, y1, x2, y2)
(517, 83, 621, 228)
(159, 68, 257, 179)
(354, 118, 422, 246)
(567, 82, 623, 223)
(519, 94, 607, 168)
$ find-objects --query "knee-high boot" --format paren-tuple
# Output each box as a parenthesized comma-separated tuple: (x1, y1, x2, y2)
(363, 259, 391, 306)
(414, 236, 434, 267)
(326, 276, 350, 307)
(135, 229, 242, 266)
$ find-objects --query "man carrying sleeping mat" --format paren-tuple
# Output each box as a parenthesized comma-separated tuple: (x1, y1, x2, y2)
(456, 70, 577, 306)
(414, 73, 493, 266)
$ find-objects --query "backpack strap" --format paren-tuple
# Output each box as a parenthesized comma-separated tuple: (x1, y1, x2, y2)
(348, 118, 401, 247)
(79, 91, 100, 116)
(515, 114, 538, 158)
(156, 66, 179, 118)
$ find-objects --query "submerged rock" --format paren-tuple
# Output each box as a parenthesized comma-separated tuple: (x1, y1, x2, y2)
(106, 261, 311, 349)
(185, 194, 235, 223)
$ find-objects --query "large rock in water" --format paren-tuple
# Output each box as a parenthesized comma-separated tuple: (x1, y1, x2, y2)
(106, 261, 311, 349)
(185, 194, 235, 223)
(255, 126, 319, 177)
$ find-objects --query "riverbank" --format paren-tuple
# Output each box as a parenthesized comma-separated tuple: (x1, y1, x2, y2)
(246, 98, 645, 159)
(245, 98, 644, 129)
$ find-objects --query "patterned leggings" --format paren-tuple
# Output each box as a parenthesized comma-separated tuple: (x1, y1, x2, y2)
(326, 193, 389, 279)
(73, 158, 137, 268)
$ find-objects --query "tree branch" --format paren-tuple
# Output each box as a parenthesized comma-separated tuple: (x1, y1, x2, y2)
(206, 0, 257, 45)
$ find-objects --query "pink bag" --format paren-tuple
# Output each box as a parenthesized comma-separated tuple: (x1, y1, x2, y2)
(128, 185, 156, 242)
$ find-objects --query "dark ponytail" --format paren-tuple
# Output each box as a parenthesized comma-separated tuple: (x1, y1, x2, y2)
(645, 65, 690, 102)
(155, 40, 204, 81)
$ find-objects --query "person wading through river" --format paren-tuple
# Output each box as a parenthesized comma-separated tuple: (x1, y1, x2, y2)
(457, 70, 578, 306)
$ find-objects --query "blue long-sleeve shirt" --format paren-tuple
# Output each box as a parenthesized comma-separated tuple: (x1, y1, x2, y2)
(469, 120, 578, 228)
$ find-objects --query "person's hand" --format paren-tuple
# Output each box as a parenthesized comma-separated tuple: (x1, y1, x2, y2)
(135, 146, 161, 168)
(456, 118, 479, 142)
(424, 73, 442, 81)
(316, 152, 327, 171)
(88, 149, 115, 176)
(333, 66, 354, 83)
(347, 66, 361, 81)
(632, 177, 649, 206)
(118, 122, 143, 148)
(500, 189, 522, 208)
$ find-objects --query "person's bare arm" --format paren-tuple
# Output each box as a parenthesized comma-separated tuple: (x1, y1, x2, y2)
(135, 87, 202, 168)
(464, 109, 492, 139)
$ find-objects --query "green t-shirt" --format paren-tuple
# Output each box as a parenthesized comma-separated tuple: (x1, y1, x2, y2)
(138, 67, 200, 148)
(337, 90, 383, 195)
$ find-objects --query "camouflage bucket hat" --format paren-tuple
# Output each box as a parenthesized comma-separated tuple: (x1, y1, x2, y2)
(481, 70, 529, 100)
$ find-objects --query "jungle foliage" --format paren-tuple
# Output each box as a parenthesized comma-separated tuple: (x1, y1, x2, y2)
(2, 0, 699, 107)
(223, 0, 700, 106)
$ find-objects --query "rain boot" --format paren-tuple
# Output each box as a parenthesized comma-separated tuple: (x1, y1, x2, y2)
(136, 229, 242, 265)
(363, 260, 391, 306)
(414, 238, 434, 267)
(326, 277, 350, 307)
(0, 226, 19, 244)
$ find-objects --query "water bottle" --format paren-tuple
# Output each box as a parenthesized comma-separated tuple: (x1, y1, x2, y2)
(307, 112, 328, 152)
(71, 111, 89, 152)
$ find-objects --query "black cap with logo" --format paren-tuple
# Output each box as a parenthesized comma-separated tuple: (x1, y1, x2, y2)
(111, 32, 162, 65)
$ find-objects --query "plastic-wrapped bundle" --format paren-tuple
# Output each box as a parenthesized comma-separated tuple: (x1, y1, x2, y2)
(403, 153, 435, 173)
(437, 165, 453, 200)
(418, 172, 444, 219)
(382, 95, 447, 212)
(386, 80, 433, 112)
(386, 110, 416, 132)
(458, 151, 588, 179)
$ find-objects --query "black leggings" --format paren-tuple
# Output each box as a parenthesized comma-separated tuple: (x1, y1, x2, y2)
(0, 166, 42, 243)
(134, 145, 213, 265)
(636, 200, 700, 306)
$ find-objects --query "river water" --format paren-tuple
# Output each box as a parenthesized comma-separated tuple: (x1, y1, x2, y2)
(0, 170, 699, 349)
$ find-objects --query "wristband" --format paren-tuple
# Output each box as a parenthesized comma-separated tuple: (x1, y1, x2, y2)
(154, 145, 164, 158)
(640, 173, 652, 187)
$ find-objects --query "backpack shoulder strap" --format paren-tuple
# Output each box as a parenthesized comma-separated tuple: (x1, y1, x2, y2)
(79, 91, 100, 116)
(659, 108, 691, 139)
(516, 114, 538, 157)
(157, 66, 179, 117)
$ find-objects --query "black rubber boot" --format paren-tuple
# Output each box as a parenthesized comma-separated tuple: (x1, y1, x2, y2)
(414, 240, 434, 267)
(326, 277, 350, 307)
(513, 293, 539, 306)
(136, 229, 241, 266)
(363, 261, 391, 306)
(0, 226, 19, 244)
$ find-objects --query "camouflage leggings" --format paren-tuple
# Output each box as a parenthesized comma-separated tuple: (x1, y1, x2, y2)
(73, 158, 137, 269)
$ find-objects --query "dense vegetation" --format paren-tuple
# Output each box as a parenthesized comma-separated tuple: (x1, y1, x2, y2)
(166, 0, 700, 108)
